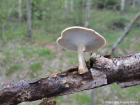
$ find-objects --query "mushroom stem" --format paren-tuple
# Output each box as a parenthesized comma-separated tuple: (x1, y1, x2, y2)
(77, 42, 88, 74)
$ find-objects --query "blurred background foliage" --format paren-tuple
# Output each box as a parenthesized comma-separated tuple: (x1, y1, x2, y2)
(0, 0, 140, 105)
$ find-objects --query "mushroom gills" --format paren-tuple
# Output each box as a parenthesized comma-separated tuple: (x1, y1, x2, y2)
(78, 42, 88, 74)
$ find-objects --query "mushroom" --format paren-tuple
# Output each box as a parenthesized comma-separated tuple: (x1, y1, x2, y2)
(56, 26, 106, 74)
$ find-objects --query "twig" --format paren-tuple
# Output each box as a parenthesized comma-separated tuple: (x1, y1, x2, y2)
(108, 10, 140, 55)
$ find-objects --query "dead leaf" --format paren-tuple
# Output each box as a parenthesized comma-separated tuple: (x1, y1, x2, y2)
(39, 98, 56, 105)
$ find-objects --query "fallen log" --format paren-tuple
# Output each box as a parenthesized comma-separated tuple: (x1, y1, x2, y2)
(0, 53, 140, 105)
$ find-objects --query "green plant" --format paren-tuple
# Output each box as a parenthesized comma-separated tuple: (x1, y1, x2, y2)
(108, 17, 129, 30)
(95, 0, 119, 9)
(29, 62, 43, 78)
(30, 62, 42, 71)
(6, 65, 22, 76)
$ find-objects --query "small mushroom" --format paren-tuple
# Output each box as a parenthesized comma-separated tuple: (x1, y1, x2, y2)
(56, 26, 105, 74)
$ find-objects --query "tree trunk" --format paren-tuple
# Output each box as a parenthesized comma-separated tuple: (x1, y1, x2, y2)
(89, 89, 94, 105)
(84, 0, 90, 28)
(18, 0, 22, 21)
(108, 10, 140, 55)
(120, 0, 126, 14)
(65, 0, 68, 17)
(133, 0, 136, 8)
(78, 0, 84, 25)
(26, 0, 31, 38)
(70, 0, 73, 13)
(137, 0, 140, 4)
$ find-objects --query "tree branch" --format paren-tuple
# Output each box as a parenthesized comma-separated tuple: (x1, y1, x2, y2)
(0, 53, 140, 105)
(108, 10, 140, 55)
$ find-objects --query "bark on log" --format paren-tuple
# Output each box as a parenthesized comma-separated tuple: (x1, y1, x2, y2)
(0, 53, 140, 105)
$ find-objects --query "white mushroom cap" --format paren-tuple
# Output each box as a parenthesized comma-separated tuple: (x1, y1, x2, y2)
(57, 26, 106, 52)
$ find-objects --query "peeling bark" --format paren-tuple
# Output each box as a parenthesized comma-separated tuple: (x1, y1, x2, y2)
(0, 53, 140, 104)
